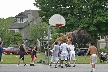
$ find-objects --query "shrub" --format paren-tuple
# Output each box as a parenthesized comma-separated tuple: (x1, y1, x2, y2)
(98, 48, 108, 53)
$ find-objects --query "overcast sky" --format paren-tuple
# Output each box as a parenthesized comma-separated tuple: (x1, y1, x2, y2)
(0, 0, 39, 18)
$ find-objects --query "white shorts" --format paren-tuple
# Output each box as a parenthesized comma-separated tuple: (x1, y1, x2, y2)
(91, 54, 97, 64)
(51, 56, 59, 62)
(61, 56, 68, 61)
(70, 51, 76, 60)
(61, 51, 68, 61)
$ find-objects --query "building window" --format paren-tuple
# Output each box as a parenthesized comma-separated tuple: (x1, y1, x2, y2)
(10, 30, 15, 33)
(20, 18, 23, 23)
(101, 36, 104, 39)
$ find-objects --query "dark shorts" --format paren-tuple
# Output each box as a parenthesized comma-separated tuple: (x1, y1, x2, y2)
(0, 53, 2, 62)
(0, 58, 1, 62)
(45, 51, 49, 56)
(19, 52, 24, 60)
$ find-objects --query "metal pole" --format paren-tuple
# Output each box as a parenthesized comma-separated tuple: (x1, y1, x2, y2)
(47, 25, 50, 65)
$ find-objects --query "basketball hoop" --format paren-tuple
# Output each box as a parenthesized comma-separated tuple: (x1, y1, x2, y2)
(49, 14, 65, 26)
(56, 24, 63, 27)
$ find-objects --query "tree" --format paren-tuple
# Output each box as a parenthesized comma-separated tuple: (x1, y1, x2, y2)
(51, 27, 59, 43)
(34, 0, 108, 46)
(0, 17, 12, 40)
(3, 32, 23, 47)
(0, 17, 23, 47)
(28, 22, 48, 44)
(72, 29, 91, 48)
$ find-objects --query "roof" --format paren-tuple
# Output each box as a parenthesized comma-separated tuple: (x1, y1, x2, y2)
(15, 12, 28, 18)
(10, 10, 40, 29)
(15, 10, 39, 18)
(10, 21, 29, 29)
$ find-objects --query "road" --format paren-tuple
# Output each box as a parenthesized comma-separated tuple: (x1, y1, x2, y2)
(0, 64, 108, 72)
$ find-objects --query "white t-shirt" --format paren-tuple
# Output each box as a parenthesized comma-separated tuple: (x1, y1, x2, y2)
(60, 43, 68, 52)
(67, 44, 75, 51)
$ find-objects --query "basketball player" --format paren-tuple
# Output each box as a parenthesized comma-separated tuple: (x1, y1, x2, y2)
(49, 42, 60, 68)
(67, 40, 76, 67)
(60, 40, 68, 68)
(17, 41, 27, 66)
(85, 42, 98, 72)
(30, 42, 38, 66)
(52, 33, 66, 67)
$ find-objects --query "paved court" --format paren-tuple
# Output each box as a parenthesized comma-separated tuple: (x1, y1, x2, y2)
(0, 64, 108, 72)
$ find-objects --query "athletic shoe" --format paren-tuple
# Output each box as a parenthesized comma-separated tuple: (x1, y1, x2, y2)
(49, 64, 52, 66)
(73, 65, 76, 67)
(17, 65, 19, 66)
(61, 66, 63, 68)
(30, 64, 35, 66)
(65, 64, 67, 67)
(24, 64, 26, 66)
(67, 64, 71, 67)
(55, 66, 57, 68)
(55, 65, 57, 68)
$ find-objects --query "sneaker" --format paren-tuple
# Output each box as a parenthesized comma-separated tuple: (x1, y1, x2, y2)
(67, 64, 71, 67)
(55, 66, 57, 68)
(30, 64, 35, 66)
(17, 65, 19, 66)
(55, 65, 57, 68)
(49, 64, 52, 66)
(73, 65, 76, 67)
(24, 64, 26, 66)
(65, 64, 67, 67)
(61, 66, 63, 68)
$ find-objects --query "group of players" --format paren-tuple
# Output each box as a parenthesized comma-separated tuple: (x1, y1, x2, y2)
(49, 33, 76, 68)
(49, 33, 98, 72)
(16, 32, 98, 72)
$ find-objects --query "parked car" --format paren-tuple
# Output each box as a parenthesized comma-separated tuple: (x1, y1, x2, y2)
(75, 48, 90, 56)
(26, 47, 32, 54)
(4, 48, 20, 55)
(4, 47, 33, 55)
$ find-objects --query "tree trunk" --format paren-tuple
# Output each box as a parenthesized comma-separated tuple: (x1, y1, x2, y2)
(90, 34, 97, 47)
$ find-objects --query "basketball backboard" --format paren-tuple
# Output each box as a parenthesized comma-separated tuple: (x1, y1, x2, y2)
(49, 14, 66, 26)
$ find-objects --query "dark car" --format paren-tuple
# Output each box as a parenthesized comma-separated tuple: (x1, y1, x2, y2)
(75, 48, 90, 56)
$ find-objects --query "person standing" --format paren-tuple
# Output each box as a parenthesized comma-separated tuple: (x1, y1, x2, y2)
(49, 42, 60, 68)
(0, 41, 3, 62)
(60, 40, 68, 68)
(67, 40, 76, 67)
(44, 41, 50, 61)
(17, 41, 27, 66)
(85, 42, 98, 72)
(30, 42, 38, 66)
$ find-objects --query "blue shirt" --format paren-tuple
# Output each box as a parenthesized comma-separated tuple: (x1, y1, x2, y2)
(0, 46, 3, 53)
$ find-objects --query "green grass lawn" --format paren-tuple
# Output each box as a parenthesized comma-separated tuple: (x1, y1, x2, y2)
(0, 54, 107, 64)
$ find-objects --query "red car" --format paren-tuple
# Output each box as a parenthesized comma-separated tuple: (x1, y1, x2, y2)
(4, 48, 20, 55)
(26, 47, 32, 54)
(4, 47, 32, 55)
